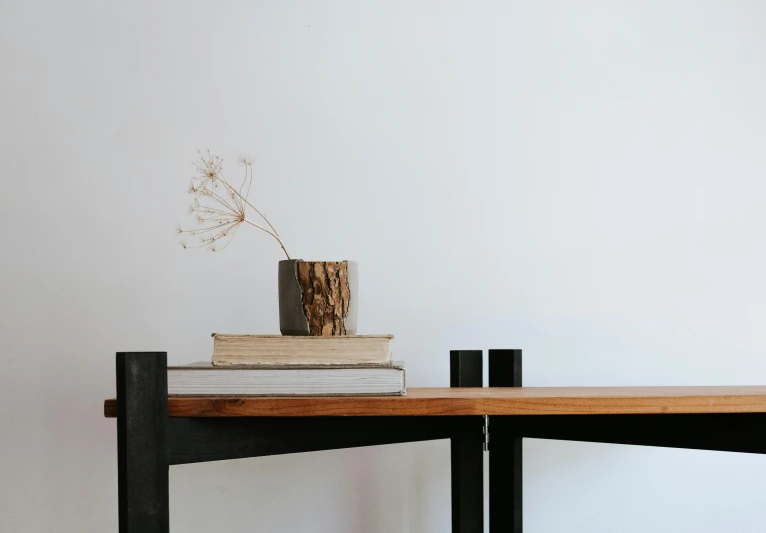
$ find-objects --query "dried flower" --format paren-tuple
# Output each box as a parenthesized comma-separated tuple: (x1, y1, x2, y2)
(176, 150, 290, 258)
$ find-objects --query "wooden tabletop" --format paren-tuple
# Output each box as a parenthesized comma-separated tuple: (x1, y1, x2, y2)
(103, 386, 766, 417)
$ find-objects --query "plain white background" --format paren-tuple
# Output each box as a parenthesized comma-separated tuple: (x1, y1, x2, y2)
(2, 0, 766, 531)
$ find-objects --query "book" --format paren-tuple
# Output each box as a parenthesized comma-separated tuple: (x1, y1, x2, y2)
(168, 361, 406, 396)
(211, 334, 394, 366)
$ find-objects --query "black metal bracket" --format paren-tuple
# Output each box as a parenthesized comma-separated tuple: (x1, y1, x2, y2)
(497, 412, 766, 455)
(167, 416, 481, 465)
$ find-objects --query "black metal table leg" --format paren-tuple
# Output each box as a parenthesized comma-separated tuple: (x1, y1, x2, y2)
(116, 352, 170, 533)
(450, 350, 484, 533)
(489, 349, 523, 533)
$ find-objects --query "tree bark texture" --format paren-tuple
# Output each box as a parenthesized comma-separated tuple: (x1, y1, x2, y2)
(296, 261, 351, 336)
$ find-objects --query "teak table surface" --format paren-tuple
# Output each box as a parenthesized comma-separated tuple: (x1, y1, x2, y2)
(103, 386, 766, 418)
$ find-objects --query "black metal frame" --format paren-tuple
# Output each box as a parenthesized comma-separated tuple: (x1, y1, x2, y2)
(115, 350, 766, 533)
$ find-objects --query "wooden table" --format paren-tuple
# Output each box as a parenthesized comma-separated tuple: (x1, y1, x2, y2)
(104, 350, 766, 533)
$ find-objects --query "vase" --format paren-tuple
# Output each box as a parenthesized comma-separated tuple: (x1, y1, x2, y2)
(278, 260, 358, 336)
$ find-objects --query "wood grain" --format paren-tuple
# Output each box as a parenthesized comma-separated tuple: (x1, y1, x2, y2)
(104, 386, 766, 418)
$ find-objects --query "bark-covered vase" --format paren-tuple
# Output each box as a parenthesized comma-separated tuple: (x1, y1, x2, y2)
(278, 260, 358, 336)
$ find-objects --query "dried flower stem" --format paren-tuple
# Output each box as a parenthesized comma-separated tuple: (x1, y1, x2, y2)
(177, 151, 291, 257)
(243, 217, 291, 259)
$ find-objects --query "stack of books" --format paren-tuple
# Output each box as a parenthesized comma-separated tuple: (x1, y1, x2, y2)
(167, 334, 405, 396)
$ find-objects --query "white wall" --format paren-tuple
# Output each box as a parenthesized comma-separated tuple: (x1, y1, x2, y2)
(2, 0, 766, 531)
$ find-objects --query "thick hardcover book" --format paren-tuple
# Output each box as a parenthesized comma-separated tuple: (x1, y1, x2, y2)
(168, 361, 406, 396)
(211, 334, 394, 366)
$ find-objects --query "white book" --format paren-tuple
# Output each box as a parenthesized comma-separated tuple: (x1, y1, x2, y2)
(211, 334, 394, 366)
(168, 362, 406, 396)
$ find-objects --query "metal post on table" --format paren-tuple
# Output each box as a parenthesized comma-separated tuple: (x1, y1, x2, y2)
(116, 352, 170, 533)
(450, 350, 484, 533)
(489, 349, 523, 533)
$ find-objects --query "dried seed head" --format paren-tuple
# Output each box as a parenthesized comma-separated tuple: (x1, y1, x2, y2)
(181, 149, 288, 257)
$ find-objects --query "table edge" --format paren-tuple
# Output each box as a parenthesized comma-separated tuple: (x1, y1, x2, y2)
(103, 387, 766, 418)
